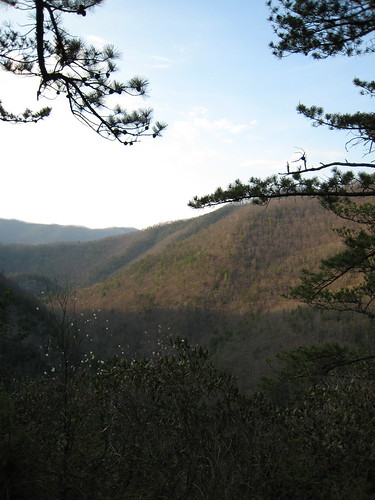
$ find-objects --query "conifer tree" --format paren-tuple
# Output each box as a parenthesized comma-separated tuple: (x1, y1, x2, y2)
(0, 0, 166, 145)
(190, 0, 374, 209)
(189, 0, 375, 317)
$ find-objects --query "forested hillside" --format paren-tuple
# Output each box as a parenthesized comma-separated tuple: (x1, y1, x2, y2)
(1, 200, 341, 295)
(1, 198, 371, 392)
(0, 206, 236, 289)
(74, 198, 372, 392)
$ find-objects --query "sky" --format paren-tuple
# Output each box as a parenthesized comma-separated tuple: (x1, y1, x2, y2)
(0, 0, 373, 229)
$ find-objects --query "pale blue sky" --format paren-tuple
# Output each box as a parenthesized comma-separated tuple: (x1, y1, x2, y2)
(0, 0, 373, 229)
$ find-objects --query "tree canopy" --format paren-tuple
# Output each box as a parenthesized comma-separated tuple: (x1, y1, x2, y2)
(0, 0, 166, 145)
(267, 0, 375, 59)
(3, 331, 375, 499)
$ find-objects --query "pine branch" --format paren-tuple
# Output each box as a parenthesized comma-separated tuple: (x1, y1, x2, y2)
(0, 0, 167, 143)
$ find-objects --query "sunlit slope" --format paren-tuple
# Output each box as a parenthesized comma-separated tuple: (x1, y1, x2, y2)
(0, 207, 236, 288)
(80, 198, 343, 315)
(75, 198, 371, 394)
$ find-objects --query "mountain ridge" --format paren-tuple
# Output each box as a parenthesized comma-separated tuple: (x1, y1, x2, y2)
(0, 218, 138, 244)
(0, 206, 237, 288)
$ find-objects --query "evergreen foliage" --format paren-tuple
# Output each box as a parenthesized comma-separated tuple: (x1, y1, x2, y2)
(190, 0, 375, 321)
(267, 0, 375, 59)
(290, 199, 375, 318)
(267, 1, 375, 155)
(191, 0, 374, 208)
(189, 169, 375, 208)
(0, 0, 166, 144)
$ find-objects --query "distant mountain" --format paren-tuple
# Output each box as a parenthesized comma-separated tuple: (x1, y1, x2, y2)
(0, 218, 138, 244)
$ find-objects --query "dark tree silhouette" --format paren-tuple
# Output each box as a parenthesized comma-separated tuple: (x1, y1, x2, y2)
(189, 0, 375, 320)
(0, 0, 166, 145)
(190, 0, 374, 209)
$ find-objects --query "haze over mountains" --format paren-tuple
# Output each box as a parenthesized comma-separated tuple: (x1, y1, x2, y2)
(1, 200, 371, 392)
(0, 218, 137, 244)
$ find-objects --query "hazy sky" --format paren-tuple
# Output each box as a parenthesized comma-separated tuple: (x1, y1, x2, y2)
(0, 0, 373, 229)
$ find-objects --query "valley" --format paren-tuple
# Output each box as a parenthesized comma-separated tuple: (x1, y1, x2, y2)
(1, 198, 371, 392)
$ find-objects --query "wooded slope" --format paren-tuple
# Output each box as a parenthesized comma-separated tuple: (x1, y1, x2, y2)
(2, 199, 370, 392)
